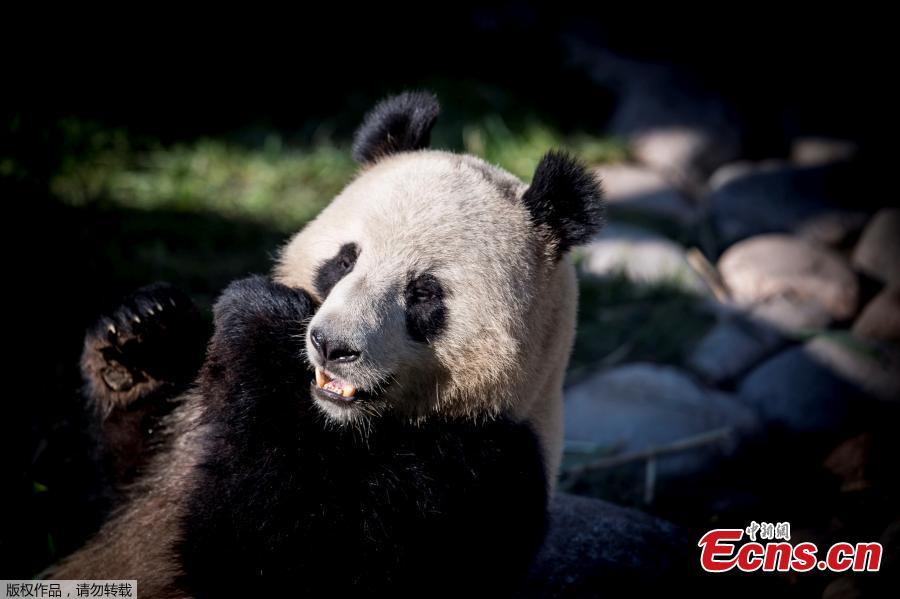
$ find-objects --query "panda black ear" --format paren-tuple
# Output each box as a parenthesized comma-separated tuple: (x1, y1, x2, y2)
(521, 151, 605, 260)
(351, 91, 441, 164)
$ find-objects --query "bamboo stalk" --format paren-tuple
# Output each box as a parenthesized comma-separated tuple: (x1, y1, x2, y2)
(564, 426, 734, 479)
(686, 247, 730, 302)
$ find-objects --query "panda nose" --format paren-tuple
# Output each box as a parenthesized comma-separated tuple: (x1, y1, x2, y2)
(310, 328, 361, 364)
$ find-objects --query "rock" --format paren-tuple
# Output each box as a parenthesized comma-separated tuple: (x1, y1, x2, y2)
(708, 163, 859, 232)
(793, 211, 869, 248)
(709, 160, 767, 191)
(822, 577, 865, 599)
(630, 128, 740, 189)
(822, 518, 900, 598)
(791, 137, 858, 167)
(718, 234, 859, 321)
(823, 432, 876, 492)
(580, 224, 709, 294)
(687, 312, 785, 385)
(853, 287, 900, 343)
(708, 162, 868, 247)
(568, 44, 741, 186)
(747, 295, 833, 334)
(806, 334, 900, 403)
(876, 519, 900, 586)
(592, 163, 698, 226)
(521, 493, 692, 596)
(740, 335, 899, 428)
(852, 209, 900, 286)
(564, 364, 761, 477)
(824, 430, 900, 497)
(738, 346, 858, 432)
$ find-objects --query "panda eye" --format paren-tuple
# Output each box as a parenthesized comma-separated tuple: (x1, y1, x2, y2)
(405, 272, 448, 343)
(314, 243, 360, 298)
(411, 284, 435, 304)
(407, 275, 440, 305)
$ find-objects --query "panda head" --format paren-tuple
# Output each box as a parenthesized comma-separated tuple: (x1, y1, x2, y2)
(275, 91, 604, 426)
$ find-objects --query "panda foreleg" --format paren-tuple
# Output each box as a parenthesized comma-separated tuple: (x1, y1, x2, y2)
(80, 282, 208, 485)
(199, 275, 317, 405)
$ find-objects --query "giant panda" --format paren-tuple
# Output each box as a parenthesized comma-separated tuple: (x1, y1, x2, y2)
(50, 91, 604, 596)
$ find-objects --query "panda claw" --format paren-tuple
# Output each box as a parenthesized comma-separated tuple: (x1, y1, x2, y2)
(82, 283, 207, 410)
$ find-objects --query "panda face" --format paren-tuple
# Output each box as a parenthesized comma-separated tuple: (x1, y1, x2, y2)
(276, 152, 539, 425)
(274, 91, 603, 427)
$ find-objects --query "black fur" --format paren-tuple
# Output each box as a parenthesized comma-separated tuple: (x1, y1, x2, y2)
(521, 151, 605, 259)
(351, 91, 440, 164)
(82, 282, 208, 485)
(404, 272, 448, 343)
(178, 277, 547, 597)
(313, 242, 359, 298)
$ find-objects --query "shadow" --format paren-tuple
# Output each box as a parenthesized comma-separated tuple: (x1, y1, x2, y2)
(3, 187, 289, 576)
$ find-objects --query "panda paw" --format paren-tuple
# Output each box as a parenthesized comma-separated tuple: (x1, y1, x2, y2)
(81, 282, 207, 413)
(203, 276, 317, 400)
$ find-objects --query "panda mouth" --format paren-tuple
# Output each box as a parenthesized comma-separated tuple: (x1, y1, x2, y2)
(314, 367, 359, 401)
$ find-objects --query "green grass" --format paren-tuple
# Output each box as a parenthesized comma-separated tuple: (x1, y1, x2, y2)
(50, 133, 355, 234)
(461, 115, 628, 180)
(559, 447, 647, 506)
(47, 116, 628, 235)
(569, 272, 716, 378)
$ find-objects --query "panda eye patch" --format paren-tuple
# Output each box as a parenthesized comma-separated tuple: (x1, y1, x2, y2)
(405, 273, 447, 343)
(314, 243, 360, 298)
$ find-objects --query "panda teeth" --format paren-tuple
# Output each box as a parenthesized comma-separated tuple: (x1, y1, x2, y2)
(315, 367, 358, 398)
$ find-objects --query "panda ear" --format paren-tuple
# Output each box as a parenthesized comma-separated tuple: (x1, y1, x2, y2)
(351, 91, 441, 164)
(521, 151, 605, 260)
